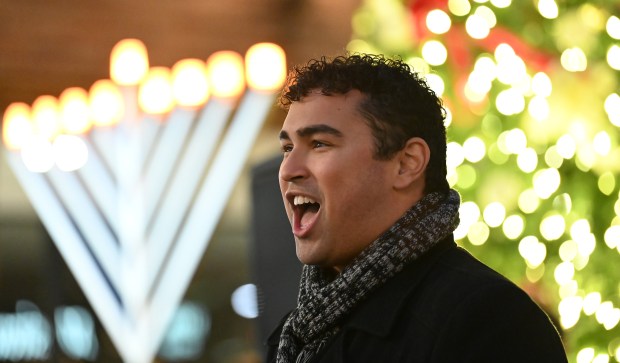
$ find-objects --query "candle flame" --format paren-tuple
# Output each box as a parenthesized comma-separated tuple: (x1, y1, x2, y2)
(139, 67, 174, 115)
(206, 51, 245, 99)
(2, 102, 33, 150)
(59, 87, 92, 134)
(245, 43, 287, 91)
(110, 39, 149, 86)
(90, 79, 124, 127)
(172, 59, 210, 108)
(31, 95, 61, 141)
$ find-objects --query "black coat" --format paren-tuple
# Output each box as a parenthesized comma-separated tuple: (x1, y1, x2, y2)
(266, 236, 568, 362)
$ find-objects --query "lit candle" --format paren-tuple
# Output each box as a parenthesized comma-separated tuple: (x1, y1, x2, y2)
(26, 96, 59, 172)
(35, 87, 117, 233)
(149, 43, 286, 347)
(88, 78, 123, 170)
(2, 102, 51, 174)
(145, 51, 241, 291)
(31, 95, 61, 141)
(31, 89, 123, 292)
(22, 86, 115, 242)
(2, 109, 126, 361)
(2, 39, 288, 363)
(2, 102, 33, 151)
(109, 38, 150, 339)
(141, 66, 196, 224)
(88, 78, 159, 178)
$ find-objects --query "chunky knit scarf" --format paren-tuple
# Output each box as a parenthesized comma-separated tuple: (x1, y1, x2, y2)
(275, 189, 461, 363)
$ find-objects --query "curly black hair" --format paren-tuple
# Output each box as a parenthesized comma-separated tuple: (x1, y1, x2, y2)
(278, 53, 449, 194)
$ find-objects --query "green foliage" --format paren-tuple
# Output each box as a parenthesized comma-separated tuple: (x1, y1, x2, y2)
(349, 0, 620, 361)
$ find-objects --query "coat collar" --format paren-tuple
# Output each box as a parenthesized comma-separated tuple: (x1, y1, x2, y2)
(342, 235, 455, 337)
(265, 235, 456, 347)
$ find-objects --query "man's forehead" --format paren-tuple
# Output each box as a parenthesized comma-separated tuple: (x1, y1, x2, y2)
(279, 89, 368, 138)
(284, 90, 365, 117)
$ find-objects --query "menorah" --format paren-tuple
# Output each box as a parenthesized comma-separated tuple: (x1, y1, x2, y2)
(2, 39, 286, 363)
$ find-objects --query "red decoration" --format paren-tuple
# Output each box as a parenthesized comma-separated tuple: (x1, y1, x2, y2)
(407, 0, 554, 74)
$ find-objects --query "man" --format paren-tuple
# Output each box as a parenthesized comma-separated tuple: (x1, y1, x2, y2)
(267, 54, 567, 362)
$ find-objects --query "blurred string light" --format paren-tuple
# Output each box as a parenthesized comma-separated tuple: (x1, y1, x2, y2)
(490, 0, 511, 8)
(533, 168, 561, 199)
(349, 0, 620, 360)
(608, 45, 620, 71)
(467, 221, 490, 246)
(604, 93, 620, 127)
(518, 235, 546, 268)
(466, 12, 491, 39)
(544, 146, 563, 168)
(463, 136, 486, 163)
(448, 0, 471, 17)
(502, 214, 524, 239)
(537, 0, 559, 20)
(465, 56, 495, 102)
(422, 40, 448, 65)
(426, 9, 451, 34)
(454, 200, 481, 240)
(519, 188, 540, 214)
(561, 47, 588, 72)
(424, 73, 445, 97)
(483, 202, 506, 227)
(517, 147, 538, 173)
(540, 213, 565, 241)
(608, 16, 620, 39)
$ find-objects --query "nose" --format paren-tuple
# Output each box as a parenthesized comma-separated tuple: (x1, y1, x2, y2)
(279, 149, 308, 183)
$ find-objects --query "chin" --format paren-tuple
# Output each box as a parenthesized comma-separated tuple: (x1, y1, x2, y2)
(295, 252, 315, 265)
(295, 249, 322, 266)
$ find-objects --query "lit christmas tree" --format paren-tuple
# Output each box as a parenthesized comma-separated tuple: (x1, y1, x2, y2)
(348, 0, 620, 362)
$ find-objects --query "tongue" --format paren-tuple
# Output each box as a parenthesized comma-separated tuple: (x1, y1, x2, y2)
(300, 204, 319, 228)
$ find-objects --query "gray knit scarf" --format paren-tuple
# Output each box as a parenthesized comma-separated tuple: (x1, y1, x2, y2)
(275, 189, 461, 363)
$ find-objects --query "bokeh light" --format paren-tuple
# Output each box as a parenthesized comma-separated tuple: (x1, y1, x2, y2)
(138, 67, 174, 115)
(421, 40, 448, 66)
(426, 9, 451, 34)
(348, 0, 620, 359)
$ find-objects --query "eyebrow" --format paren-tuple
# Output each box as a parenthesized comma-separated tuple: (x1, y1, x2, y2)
(279, 124, 344, 140)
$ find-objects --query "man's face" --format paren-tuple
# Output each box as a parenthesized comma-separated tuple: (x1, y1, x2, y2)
(278, 90, 400, 272)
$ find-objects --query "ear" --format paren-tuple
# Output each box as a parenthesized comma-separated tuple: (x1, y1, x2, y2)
(393, 137, 430, 190)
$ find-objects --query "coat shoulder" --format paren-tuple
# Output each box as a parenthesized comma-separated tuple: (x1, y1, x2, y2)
(325, 241, 568, 363)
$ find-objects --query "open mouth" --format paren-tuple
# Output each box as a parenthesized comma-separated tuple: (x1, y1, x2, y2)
(293, 195, 321, 231)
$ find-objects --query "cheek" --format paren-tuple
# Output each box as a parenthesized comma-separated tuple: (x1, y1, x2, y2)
(322, 172, 374, 218)
(329, 165, 390, 211)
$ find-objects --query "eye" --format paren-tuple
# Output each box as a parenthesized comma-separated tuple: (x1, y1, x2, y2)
(312, 140, 328, 149)
(281, 143, 293, 154)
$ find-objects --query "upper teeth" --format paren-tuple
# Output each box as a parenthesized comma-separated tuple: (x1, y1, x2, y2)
(294, 196, 317, 205)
